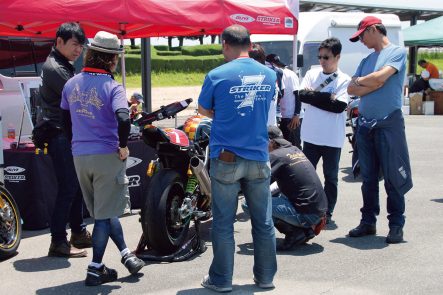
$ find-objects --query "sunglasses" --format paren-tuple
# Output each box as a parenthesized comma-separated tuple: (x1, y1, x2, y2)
(318, 55, 332, 60)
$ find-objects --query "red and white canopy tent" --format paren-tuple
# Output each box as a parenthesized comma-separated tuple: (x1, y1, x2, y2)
(0, 0, 298, 38)
(0, 0, 299, 82)
(1, 0, 299, 110)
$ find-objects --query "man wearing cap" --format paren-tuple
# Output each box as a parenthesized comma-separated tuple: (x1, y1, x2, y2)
(347, 16, 413, 244)
(298, 37, 350, 225)
(37, 22, 92, 258)
(266, 54, 302, 148)
(61, 30, 145, 286)
(243, 126, 327, 251)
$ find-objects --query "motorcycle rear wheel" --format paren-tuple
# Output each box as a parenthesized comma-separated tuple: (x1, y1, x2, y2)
(0, 185, 21, 259)
(141, 169, 190, 255)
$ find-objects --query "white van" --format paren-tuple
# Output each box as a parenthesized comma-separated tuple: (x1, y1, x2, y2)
(251, 12, 404, 79)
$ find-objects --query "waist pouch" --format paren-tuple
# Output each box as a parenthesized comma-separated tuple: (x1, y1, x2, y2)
(32, 120, 62, 149)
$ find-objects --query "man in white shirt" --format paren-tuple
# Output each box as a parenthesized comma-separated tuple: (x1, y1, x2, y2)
(299, 37, 350, 225)
(266, 54, 302, 148)
(249, 44, 281, 127)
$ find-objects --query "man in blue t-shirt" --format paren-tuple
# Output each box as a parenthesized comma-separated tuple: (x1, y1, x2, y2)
(347, 16, 413, 244)
(198, 24, 277, 292)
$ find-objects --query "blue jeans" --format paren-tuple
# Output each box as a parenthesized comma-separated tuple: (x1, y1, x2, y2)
(272, 195, 321, 229)
(209, 157, 276, 288)
(92, 217, 127, 263)
(303, 141, 341, 217)
(48, 134, 85, 243)
(356, 121, 405, 228)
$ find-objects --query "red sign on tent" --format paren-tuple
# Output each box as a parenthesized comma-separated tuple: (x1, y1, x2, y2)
(0, 0, 298, 38)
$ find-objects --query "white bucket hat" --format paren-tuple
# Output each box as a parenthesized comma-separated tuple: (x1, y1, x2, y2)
(87, 31, 124, 54)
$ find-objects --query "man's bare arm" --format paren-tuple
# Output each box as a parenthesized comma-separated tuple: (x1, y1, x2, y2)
(348, 66, 397, 96)
(348, 80, 380, 96)
(358, 66, 397, 87)
(198, 104, 214, 118)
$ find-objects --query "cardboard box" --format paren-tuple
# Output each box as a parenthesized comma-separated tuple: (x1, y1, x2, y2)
(428, 91, 443, 115)
(409, 92, 423, 115)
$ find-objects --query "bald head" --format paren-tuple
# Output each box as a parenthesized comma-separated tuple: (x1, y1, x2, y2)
(222, 24, 251, 49)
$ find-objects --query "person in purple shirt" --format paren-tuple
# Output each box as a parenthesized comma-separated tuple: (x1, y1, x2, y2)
(61, 31, 144, 286)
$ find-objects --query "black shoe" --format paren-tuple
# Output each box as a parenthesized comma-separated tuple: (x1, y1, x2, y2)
(277, 229, 307, 251)
(304, 228, 316, 242)
(349, 223, 376, 237)
(386, 227, 403, 244)
(85, 265, 118, 286)
(326, 215, 332, 224)
(121, 253, 145, 275)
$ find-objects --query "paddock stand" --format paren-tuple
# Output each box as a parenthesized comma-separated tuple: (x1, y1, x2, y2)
(134, 219, 207, 262)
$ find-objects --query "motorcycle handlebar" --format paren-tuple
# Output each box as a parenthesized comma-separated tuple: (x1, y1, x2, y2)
(134, 98, 193, 126)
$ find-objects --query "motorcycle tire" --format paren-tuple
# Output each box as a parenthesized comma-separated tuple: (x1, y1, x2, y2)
(141, 169, 190, 255)
(0, 185, 22, 259)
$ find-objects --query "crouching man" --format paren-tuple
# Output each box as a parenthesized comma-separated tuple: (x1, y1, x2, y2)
(243, 126, 328, 251)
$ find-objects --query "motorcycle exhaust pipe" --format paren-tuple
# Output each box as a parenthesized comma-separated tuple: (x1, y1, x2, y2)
(190, 156, 211, 198)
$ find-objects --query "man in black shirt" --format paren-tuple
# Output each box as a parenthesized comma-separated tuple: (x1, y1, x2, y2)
(38, 23, 91, 258)
(260, 126, 328, 250)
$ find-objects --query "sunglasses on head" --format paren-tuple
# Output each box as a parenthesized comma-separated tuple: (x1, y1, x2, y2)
(318, 55, 331, 60)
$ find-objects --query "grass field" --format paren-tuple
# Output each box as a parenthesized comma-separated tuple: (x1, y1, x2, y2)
(115, 52, 443, 88)
(115, 71, 206, 88)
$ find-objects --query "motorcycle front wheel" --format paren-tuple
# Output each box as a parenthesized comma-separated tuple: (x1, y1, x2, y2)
(141, 169, 190, 255)
(0, 185, 21, 259)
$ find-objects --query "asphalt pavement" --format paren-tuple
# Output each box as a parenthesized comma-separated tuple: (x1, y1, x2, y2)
(1, 114, 442, 295)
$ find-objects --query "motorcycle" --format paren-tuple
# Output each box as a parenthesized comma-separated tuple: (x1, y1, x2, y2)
(346, 97, 360, 178)
(133, 98, 212, 261)
(0, 182, 22, 259)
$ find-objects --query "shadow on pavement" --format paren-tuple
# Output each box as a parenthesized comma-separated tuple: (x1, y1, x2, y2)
(36, 281, 120, 295)
(14, 256, 71, 272)
(236, 241, 324, 257)
(330, 236, 389, 250)
(340, 166, 361, 183)
(276, 242, 324, 256)
(431, 198, 443, 203)
(177, 283, 271, 294)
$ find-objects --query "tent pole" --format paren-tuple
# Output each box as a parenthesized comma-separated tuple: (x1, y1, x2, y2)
(408, 15, 418, 76)
(120, 35, 126, 89)
(141, 38, 152, 112)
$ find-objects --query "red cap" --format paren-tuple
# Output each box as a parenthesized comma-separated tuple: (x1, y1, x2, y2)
(349, 16, 382, 42)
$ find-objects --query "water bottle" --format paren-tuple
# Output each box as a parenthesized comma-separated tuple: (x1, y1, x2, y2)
(7, 123, 15, 139)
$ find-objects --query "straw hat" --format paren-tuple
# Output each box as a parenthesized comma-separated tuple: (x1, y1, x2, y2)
(87, 31, 124, 54)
